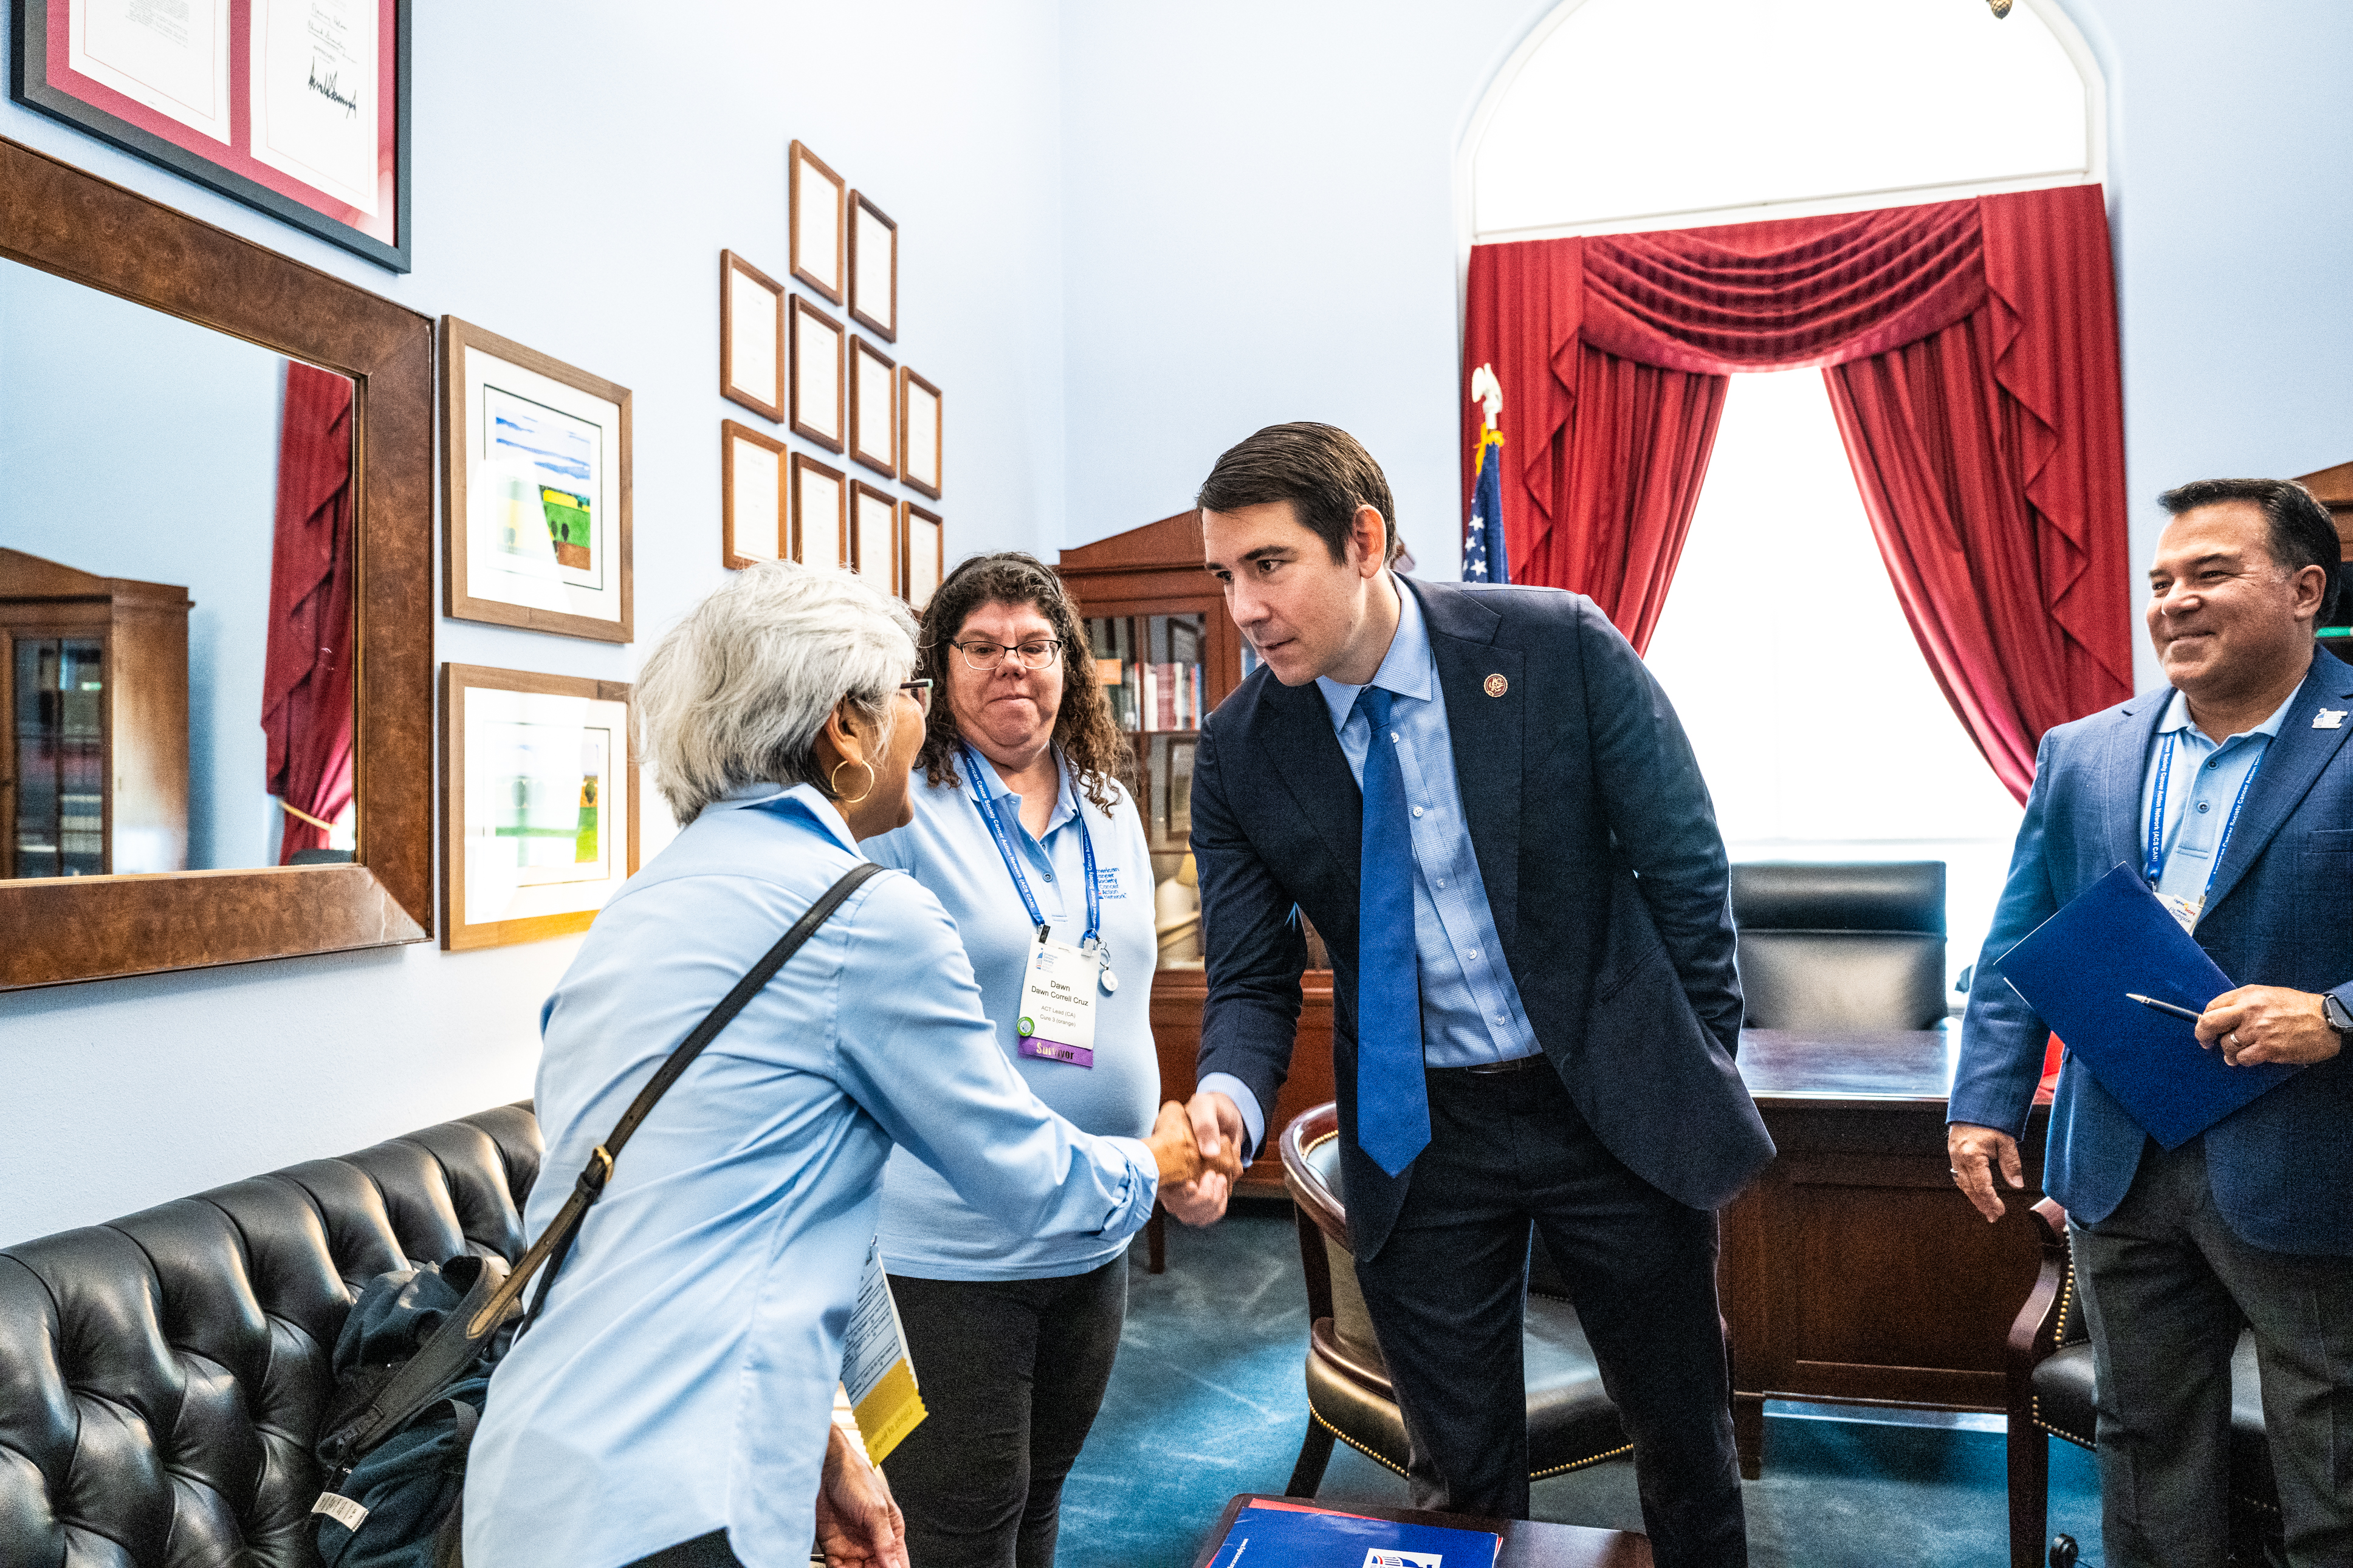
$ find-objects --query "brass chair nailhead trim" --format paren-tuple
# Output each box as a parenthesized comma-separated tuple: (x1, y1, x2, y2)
(1308, 1405, 1409, 1477)
(1305, 1401, 1630, 1483)
(1533, 1441, 1634, 1479)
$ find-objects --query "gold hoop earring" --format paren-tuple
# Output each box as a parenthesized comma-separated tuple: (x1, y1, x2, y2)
(830, 758, 876, 807)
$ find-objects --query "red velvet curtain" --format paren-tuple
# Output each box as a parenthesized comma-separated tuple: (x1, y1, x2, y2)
(261, 362, 357, 863)
(1460, 187, 2133, 790)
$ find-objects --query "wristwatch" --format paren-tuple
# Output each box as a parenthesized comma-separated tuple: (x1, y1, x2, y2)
(2322, 992, 2353, 1038)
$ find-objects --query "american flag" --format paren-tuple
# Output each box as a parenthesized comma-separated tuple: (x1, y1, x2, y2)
(1463, 427, 1510, 583)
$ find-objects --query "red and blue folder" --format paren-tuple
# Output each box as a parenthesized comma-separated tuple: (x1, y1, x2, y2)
(1204, 1501, 1500, 1567)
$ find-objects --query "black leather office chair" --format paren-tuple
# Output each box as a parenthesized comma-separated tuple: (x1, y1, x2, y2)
(1277, 1103, 1629, 1496)
(2007, 1197, 2279, 1568)
(1730, 860, 1948, 1032)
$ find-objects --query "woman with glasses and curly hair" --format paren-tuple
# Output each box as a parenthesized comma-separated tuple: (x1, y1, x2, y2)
(863, 552, 1169, 1568)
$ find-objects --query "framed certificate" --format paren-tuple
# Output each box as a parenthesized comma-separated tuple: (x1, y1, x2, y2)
(440, 664, 637, 951)
(850, 335, 897, 479)
(792, 452, 848, 568)
(722, 420, 788, 570)
(851, 479, 899, 597)
(848, 190, 896, 342)
(899, 367, 942, 499)
(789, 139, 845, 303)
(900, 500, 943, 611)
(789, 295, 846, 453)
(11, 0, 412, 270)
(720, 250, 786, 422)
(441, 316, 634, 643)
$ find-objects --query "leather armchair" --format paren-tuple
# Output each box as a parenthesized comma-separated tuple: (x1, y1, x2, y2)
(1277, 1102, 1628, 1496)
(2005, 1197, 2278, 1568)
(0, 1104, 542, 1568)
(1730, 861, 1948, 1032)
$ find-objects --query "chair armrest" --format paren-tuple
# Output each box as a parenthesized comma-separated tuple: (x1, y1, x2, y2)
(2006, 1196, 2075, 1394)
(1281, 1104, 1345, 1323)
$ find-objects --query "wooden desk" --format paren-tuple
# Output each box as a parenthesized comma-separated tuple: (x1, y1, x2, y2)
(1190, 1494, 1652, 1568)
(1720, 1024, 2052, 1477)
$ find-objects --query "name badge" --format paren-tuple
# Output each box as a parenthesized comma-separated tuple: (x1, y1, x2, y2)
(1017, 937, 1098, 1067)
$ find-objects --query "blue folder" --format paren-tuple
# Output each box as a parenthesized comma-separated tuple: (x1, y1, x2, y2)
(1204, 1504, 1500, 1567)
(1996, 863, 2300, 1148)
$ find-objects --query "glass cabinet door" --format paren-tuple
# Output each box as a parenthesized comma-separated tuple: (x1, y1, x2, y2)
(11, 637, 107, 878)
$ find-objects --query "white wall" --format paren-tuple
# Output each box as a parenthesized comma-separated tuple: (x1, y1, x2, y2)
(0, 0, 1069, 1246)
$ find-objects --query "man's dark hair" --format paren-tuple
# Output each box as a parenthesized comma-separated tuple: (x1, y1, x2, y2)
(2159, 478, 2343, 620)
(1197, 422, 1400, 564)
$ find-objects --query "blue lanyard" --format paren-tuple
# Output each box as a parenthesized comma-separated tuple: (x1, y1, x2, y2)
(960, 742, 1099, 948)
(2143, 728, 2265, 891)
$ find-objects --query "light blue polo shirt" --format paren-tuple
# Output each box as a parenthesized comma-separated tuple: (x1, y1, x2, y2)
(2139, 686, 2296, 923)
(866, 750, 1163, 1279)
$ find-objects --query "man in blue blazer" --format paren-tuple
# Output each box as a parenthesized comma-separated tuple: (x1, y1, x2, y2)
(1950, 478, 2353, 1567)
(1161, 423, 1771, 1566)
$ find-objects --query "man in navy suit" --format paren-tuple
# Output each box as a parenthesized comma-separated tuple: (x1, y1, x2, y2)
(1159, 423, 1771, 1565)
(1951, 479, 2353, 1567)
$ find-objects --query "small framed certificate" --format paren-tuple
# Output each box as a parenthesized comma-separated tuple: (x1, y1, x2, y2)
(792, 453, 848, 568)
(722, 420, 789, 569)
(899, 368, 942, 499)
(790, 296, 846, 453)
(851, 479, 900, 597)
(720, 250, 786, 422)
(850, 336, 898, 479)
(900, 500, 943, 611)
(789, 139, 846, 303)
(848, 191, 897, 342)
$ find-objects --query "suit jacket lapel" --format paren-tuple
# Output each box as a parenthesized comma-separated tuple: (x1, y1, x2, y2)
(1259, 673, 1362, 892)
(1415, 583, 1523, 939)
(2101, 692, 2169, 873)
(2200, 651, 2353, 918)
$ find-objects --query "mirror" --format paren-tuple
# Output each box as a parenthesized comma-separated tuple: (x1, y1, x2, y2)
(0, 133, 433, 988)
(1, 257, 359, 877)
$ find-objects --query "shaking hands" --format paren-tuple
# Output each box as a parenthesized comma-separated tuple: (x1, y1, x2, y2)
(1145, 1095, 1246, 1193)
(1161, 1090, 1249, 1228)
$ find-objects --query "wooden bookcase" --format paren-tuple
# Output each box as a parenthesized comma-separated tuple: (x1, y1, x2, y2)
(0, 548, 191, 879)
(1059, 510, 1334, 1197)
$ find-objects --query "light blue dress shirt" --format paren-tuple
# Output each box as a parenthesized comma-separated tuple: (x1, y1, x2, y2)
(1200, 582, 1541, 1154)
(464, 783, 1157, 1568)
(865, 752, 1161, 1279)
(2139, 687, 2296, 921)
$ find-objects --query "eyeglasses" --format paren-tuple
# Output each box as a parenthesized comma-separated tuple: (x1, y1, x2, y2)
(947, 638, 1063, 673)
(899, 679, 933, 714)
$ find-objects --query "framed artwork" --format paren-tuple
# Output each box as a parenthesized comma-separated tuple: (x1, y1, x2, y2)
(442, 317, 634, 643)
(722, 420, 788, 569)
(441, 663, 637, 952)
(789, 295, 845, 453)
(720, 250, 785, 422)
(850, 335, 898, 478)
(848, 191, 897, 341)
(900, 500, 943, 611)
(11, 0, 412, 271)
(792, 452, 848, 568)
(788, 139, 845, 303)
(899, 367, 942, 499)
(851, 479, 900, 597)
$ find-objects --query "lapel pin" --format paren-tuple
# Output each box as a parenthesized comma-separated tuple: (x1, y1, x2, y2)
(2316, 709, 2346, 729)
(1483, 673, 1508, 698)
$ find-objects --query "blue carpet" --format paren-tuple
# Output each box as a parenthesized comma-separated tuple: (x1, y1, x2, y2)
(1058, 1201, 2104, 1567)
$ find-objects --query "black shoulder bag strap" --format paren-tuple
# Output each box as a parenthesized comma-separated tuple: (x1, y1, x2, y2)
(318, 861, 885, 1472)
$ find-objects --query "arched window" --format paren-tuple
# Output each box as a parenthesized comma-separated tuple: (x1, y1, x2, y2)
(1469, 0, 2100, 242)
(1463, 0, 2106, 995)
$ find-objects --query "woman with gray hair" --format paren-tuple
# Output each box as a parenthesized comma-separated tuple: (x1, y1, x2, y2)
(464, 563, 1227, 1568)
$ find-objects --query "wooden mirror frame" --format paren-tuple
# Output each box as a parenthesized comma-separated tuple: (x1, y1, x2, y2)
(0, 135, 433, 988)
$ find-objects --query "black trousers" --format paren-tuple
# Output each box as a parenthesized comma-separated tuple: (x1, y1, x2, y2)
(879, 1256, 1128, 1568)
(625, 1532, 743, 1567)
(1351, 1061, 1747, 1568)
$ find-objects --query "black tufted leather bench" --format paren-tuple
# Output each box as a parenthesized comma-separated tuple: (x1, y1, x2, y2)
(0, 1104, 542, 1568)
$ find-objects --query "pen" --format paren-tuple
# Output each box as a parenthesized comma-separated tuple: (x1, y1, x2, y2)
(2126, 992, 2203, 1024)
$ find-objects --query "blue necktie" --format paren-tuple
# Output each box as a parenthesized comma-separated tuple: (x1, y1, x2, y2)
(1354, 686, 1428, 1176)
